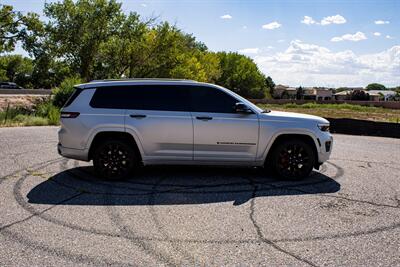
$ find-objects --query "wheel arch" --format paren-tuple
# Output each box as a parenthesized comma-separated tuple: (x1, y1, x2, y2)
(263, 132, 320, 168)
(88, 131, 143, 162)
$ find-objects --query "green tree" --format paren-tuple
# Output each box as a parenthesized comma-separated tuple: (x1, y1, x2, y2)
(216, 52, 267, 98)
(265, 76, 275, 98)
(0, 55, 33, 87)
(366, 83, 386, 91)
(0, 4, 20, 53)
(43, 0, 126, 81)
(350, 90, 369, 100)
(296, 86, 303, 100)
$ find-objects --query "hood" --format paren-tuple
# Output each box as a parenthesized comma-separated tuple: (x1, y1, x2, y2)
(260, 110, 329, 124)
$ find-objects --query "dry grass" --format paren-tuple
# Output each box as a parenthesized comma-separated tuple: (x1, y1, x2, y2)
(258, 103, 400, 123)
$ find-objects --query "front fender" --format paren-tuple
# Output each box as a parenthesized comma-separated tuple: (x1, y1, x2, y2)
(258, 128, 321, 162)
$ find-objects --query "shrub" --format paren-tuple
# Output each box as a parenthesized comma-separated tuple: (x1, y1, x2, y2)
(24, 116, 49, 126)
(34, 100, 60, 125)
(47, 105, 60, 125)
(52, 76, 82, 108)
(5, 114, 48, 126)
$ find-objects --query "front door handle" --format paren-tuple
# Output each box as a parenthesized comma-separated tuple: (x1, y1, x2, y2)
(130, 114, 146, 118)
(196, 116, 212, 121)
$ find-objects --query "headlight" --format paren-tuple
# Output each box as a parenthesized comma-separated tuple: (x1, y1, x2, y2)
(318, 123, 330, 132)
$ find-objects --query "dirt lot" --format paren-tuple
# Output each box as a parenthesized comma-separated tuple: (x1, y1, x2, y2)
(0, 95, 49, 111)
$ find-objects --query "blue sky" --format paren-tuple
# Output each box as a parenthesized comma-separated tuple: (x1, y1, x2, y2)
(4, 0, 400, 87)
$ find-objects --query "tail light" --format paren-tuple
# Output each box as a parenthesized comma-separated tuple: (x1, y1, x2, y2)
(60, 111, 80, 118)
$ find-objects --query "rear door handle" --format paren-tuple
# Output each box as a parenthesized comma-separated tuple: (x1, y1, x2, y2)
(196, 116, 212, 121)
(130, 114, 146, 118)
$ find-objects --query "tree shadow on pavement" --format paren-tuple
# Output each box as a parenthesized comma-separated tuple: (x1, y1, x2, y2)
(27, 165, 340, 206)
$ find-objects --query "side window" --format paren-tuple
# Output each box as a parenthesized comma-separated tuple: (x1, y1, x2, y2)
(190, 86, 238, 113)
(63, 87, 83, 107)
(90, 87, 126, 109)
(90, 85, 190, 111)
(129, 85, 190, 111)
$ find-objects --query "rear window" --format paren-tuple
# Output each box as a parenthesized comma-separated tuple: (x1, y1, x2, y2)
(63, 87, 83, 108)
(89, 85, 190, 111)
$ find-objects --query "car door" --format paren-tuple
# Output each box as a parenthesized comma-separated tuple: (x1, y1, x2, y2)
(190, 85, 259, 162)
(123, 84, 193, 162)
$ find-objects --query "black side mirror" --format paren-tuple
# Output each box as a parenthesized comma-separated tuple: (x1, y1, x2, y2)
(234, 102, 252, 113)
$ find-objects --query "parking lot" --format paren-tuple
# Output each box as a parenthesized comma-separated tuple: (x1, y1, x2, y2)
(0, 126, 399, 266)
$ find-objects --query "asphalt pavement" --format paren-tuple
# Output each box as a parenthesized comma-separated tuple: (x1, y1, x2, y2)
(0, 126, 399, 266)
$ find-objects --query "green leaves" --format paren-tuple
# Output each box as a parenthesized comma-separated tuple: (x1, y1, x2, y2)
(1, 0, 273, 99)
(216, 52, 269, 98)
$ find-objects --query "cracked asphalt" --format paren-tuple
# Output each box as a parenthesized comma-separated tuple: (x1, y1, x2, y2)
(0, 126, 399, 266)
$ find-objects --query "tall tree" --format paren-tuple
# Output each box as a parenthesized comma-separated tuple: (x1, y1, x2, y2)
(366, 83, 386, 91)
(44, 0, 125, 81)
(265, 76, 275, 98)
(0, 55, 33, 87)
(0, 4, 20, 53)
(0, 4, 41, 54)
(216, 52, 267, 98)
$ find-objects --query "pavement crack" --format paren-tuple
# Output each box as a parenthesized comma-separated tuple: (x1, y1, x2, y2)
(249, 184, 318, 267)
(0, 192, 83, 232)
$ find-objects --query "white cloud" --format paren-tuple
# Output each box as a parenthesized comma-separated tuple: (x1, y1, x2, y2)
(238, 48, 260, 54)
(321, 14, 346, 25)
(373, 32, 381, 36)
(331, 31, 367, 42)
(277, 39, 285, 43)
(242, 25, 247, 30)
(220, 14, 232, 19)
(386, 35, 394, 39)
(140, 3, 147, 7)
(375, 20, 390, 25)
(262, 21, 281, 30)
(253, 40, 400, 87)
(301, 16, 316, 25)
(238, 47, 274, 55)
(301, 14, 346, 26)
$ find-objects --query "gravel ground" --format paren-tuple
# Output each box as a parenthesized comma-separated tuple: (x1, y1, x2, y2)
(0, 126, 399, 266)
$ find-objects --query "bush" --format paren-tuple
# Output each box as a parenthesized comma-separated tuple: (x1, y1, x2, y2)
(52, 76, 82, 108)
(4, 114, 49, 126)
(35, 100, 60, 125)
(47, 105, 60, 125)
(24, 116, 49, 126)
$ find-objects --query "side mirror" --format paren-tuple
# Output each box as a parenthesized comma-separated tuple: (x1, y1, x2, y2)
(234, 102, 252, 113)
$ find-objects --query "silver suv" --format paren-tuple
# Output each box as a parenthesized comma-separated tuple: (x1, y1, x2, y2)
(58, 79, 332, 180)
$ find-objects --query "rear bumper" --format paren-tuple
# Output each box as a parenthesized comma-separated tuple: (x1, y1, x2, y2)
(58, 143, 89, 161)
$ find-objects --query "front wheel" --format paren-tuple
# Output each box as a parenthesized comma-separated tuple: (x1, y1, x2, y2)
(270, 139, 316, 180)
(93, 139, 137, 180)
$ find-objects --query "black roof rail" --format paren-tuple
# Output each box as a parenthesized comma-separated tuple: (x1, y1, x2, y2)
(89, 78, 197, 83)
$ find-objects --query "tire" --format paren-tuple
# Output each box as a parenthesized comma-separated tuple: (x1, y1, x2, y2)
(92, 139, 138, 180)
(269, 139, 315, 180)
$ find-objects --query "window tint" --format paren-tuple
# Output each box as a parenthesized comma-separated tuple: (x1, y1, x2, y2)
(90, 85, 190, 111)
(63, 87, 83, 107)
(190, 86, 238, 113)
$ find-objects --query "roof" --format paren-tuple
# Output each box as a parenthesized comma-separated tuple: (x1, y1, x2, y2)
(334, 91, 350, 95)
(77, 78, 200, 89)
(90, 78, 196, 83)
(367, 90, 396, 96)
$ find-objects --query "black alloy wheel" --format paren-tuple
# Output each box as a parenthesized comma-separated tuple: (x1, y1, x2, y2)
(93, 139, 137, 180)
(272, 139, 315, 180)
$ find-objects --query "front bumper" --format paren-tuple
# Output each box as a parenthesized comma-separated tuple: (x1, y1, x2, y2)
(58, 143, 89, 161)
(316, 133, 333, 163)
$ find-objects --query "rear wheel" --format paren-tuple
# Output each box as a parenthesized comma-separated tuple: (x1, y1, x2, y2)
(270, 139, 315, 180)
(93, 139, 137, 180)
